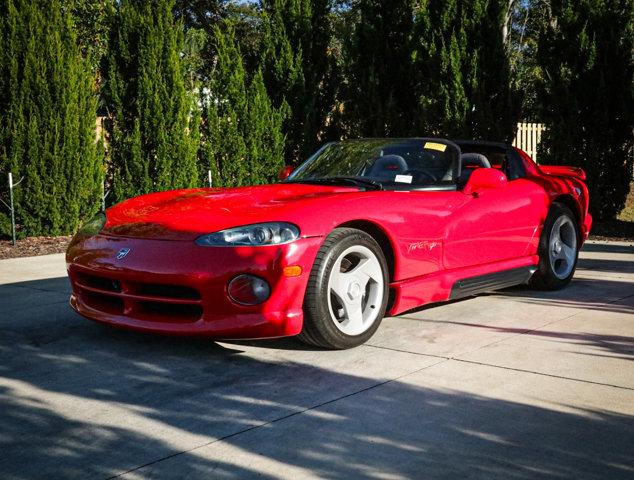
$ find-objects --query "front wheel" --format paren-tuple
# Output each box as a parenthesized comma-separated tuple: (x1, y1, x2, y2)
(531, 203, 579, 290)
(298, 228, 389, 349)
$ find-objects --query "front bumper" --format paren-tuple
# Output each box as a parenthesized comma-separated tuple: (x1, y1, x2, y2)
(66, 234, 323, 338)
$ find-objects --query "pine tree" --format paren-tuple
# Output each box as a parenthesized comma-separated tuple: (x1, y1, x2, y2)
(104, 0, 200, 202)
(200, 25, 287, 187)
(0, 0, 102, 237)
(344, 0, 417, 137)
(536, 0, 633, 220)
(260, 0, 336, 161)
(414, 0, 519, 141)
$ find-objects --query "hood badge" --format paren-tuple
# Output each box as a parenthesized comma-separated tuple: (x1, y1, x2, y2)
(116, 248, 131, 260)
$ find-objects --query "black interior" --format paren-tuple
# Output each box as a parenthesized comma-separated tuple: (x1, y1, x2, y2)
(455, 141, 526, 182)
(366, 144, 457, 185)
(458, 153, 492, 185)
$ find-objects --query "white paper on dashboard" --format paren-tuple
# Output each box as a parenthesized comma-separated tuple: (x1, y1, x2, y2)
(394, 175, 413, 184)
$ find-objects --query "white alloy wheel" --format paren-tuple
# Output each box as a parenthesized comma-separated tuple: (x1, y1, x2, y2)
(326, 245, 384, 336)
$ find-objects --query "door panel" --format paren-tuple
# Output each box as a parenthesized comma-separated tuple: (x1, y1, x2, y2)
(443, 178, 548, 270)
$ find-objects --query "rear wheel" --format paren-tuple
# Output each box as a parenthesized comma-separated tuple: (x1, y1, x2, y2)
(298, 228, 389, 349)
(531, 203, 579, 290)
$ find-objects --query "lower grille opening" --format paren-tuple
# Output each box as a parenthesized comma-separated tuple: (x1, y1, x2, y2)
(76, 272, 122, 293)
(133, 283, 200, 300)
(72, 268, 204, 323)
(137, 301, 202, 323)
(81, 291, 124, 315)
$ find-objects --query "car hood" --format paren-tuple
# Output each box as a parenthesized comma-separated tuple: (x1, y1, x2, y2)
(102, 183, 360, 241)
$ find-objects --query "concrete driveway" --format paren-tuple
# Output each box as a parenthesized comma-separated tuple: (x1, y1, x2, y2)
(1, 241, 633, 479)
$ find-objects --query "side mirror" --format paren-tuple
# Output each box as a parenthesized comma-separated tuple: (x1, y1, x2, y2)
(463, 168, 507, 196)
(278, 165, 294, 181)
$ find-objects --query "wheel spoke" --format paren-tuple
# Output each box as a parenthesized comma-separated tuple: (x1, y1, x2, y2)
(561, 243, 575, 263)
(330, 270, 350, 302)
(350, 257, 382, 288)
(342, 299, 364, 330)
(552, 248, 565, 260)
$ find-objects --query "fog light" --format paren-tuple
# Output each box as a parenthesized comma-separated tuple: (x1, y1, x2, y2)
(227, 274, 271, 306)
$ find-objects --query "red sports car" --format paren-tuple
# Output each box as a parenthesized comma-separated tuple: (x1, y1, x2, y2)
(67, 138, 592, 349)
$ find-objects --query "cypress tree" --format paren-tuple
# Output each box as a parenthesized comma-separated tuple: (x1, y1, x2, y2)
(536, 0, 633, 220)
(200, 25, 287, 187)
(65, 0, 115, 72)
(0, 0, 102, 237)
(344, 0, 417, 137)
(260, 0, 336, 161)
(104, 0, 200, 202)
(414, 0, 519, 141)
(414, 0, 469, 138)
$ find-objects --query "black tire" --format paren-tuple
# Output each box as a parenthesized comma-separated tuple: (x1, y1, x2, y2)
(297, 228, 389, 349)
(530, 202, 579, 290)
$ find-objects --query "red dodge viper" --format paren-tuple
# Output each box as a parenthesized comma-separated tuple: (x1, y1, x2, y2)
(67, 138, 592, 349)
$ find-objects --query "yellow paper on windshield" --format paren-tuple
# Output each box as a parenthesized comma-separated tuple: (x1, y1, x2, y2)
(424, 142, 447, 152)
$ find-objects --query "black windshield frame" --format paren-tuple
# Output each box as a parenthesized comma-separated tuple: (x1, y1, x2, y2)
(286, 138, 462, 191)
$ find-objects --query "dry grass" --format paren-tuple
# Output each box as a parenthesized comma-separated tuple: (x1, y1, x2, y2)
(617, 182, 634, 222)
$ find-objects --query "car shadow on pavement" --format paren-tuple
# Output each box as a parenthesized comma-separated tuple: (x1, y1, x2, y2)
(404, 316, 634, 363)
(581, 242, 634, 255)
(1, 272, 633, 479)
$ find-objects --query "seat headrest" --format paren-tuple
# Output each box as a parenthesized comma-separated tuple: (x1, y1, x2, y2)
(369, 155, 408, 176)
(461, 153, 491, 169)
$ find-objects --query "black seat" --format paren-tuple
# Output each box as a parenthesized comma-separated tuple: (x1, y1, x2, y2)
(459, 153, 491, 184)
(368, 155, 408, 180)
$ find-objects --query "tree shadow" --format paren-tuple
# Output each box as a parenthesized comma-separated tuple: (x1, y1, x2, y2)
(1, 277, 634, 479)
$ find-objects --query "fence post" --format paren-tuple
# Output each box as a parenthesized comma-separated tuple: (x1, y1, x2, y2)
(101, 189, 110, 212)
(513, 122, 545, 163)
(8, 172, 16, 246)
(207, 170, 212, 188)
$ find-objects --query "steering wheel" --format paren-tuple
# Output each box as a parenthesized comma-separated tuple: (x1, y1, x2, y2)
(404, 169, 437, 183)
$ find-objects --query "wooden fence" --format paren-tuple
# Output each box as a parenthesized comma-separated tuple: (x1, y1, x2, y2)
(513, 122, 545, 162)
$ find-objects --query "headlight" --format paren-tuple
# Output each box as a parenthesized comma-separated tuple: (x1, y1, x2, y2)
(195, 222, 300, 247)
(78, 212, 106, 236)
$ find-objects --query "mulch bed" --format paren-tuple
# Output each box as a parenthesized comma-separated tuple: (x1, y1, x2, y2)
(0, 235, 71, 260)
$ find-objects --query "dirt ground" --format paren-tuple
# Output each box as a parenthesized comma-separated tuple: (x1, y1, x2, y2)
(0, 235, 71, 260)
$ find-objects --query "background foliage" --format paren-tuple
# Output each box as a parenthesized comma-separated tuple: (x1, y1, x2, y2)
(0, 0, 632, 237)
(104, 0, 200, 202)
(535, 0, 633, 220)
(0, 0, 102, 236)
(200, 25, 287, 187)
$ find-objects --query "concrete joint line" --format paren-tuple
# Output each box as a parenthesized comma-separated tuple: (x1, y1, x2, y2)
(106, 357, 448, 479)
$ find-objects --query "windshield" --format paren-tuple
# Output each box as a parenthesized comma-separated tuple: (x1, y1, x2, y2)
(287, 138, 461, 189)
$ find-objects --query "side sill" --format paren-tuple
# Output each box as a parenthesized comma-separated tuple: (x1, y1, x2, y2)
(449, 266, 537, 301)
